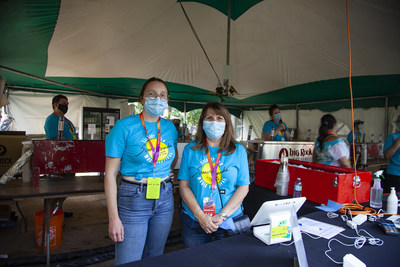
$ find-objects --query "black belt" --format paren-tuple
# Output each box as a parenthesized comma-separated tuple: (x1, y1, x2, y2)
(121, 177, 172, 186)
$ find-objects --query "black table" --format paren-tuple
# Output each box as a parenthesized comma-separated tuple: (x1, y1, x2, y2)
(120, 211, 399, 267)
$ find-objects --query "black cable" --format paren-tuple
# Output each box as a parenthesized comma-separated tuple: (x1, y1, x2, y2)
(179, 3, 222, 86)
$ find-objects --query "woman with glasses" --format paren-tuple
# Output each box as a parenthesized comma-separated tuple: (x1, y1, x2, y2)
(105, 77, 177, 264)
(178, 102, 250, 248)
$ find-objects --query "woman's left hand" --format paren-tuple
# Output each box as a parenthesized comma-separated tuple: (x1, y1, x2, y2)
(211, 214, 224, 227)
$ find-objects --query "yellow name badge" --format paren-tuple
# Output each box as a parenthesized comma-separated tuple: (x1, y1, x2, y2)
(146, 177, 161, 199)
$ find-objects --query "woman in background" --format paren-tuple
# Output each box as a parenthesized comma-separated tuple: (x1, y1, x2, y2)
(262, 104, 290, 141)
(178, 102, 250, 248)
(313, 114, 351, 168)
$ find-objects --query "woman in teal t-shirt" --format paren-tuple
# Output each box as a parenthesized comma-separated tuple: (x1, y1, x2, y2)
(105, 77, 177, 265)
(178, 102, 250, 248)
(262, 104, 290, 141)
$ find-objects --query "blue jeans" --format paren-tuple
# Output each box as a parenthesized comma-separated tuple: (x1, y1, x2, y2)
(180, 209, 242, 248)
(115, 180, 174, 265)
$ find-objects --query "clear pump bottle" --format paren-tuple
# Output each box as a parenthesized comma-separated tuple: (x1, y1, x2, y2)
(370, 177, 383, 209)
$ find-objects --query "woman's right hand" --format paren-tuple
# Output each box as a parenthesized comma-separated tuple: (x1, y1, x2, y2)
(197, 212, 218, 234)
(108, 217, 124, 242)
(276, 123, 285, 132)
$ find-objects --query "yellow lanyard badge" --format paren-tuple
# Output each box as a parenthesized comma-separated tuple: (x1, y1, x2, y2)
(146, 177, 161, 199)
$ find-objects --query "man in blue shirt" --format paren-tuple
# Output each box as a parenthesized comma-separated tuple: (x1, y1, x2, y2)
(44, 94, 77, 140)
(383, 115, 400, 193)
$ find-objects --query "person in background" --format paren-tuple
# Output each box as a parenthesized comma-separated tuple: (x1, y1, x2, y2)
(313, 114, 351, 168)
(43, 94, 77, 217)
(105, 77, 177, 265)
(382, 115, 400, 193)
(347, 120, 364, 143)
(44, 94, 77, 140)
(262, 104, 290, 141)
(178, 102, 250, 248)
(173, 118, 183, 141)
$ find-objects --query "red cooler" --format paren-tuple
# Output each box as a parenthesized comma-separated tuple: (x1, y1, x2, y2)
(255, 159, 371, 204)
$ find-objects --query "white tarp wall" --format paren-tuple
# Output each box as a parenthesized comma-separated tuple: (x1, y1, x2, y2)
(8, 91, 131, 138)
(243, 106, 400, 142)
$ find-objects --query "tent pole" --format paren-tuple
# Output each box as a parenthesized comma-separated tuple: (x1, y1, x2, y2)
(226, 0, 231, 66)
(385, 96, 388, 137)
(0, 77, 5, 102)
(223, 0, 231, 92)
(296, 104, 299, 140)
(241, 110, 244, 141)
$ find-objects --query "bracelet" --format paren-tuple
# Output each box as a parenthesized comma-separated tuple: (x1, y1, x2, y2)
(194, 208, 201, 219)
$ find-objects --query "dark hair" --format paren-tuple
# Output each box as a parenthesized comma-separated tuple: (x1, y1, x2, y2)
(138, 77, 169, 102)
(269, 104, 280, 116)
(317, 114, 337, 151)
(52, 95, 68, 109)
(192, 102, 236, 155)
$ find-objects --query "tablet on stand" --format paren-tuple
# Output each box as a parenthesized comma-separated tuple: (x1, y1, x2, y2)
(251, 197, 308, 267)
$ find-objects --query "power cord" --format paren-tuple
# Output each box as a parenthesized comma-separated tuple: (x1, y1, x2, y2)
(325, 227, 383, 264)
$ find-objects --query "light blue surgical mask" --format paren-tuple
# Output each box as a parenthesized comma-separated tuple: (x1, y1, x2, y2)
(274, 113, 282, 122)
(203, 121, 226, 140)
(357, 125, 363, 130)
(144, 97, 168, 117)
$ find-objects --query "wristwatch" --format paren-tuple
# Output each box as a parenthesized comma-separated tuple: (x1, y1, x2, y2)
(219, 212, 228, 221)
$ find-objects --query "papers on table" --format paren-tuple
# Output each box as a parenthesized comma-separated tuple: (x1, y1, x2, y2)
(315, 200, 344, 212)
(298, 217, 345, 239)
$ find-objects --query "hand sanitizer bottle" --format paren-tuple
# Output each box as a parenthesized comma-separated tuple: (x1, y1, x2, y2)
(387, 187, 398, 215)
(370, 171, 383, 209)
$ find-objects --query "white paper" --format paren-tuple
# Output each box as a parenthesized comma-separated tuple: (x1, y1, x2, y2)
(107, 116, 115, 126)
(88, 124, 96, 134)
(298, 217, 345, 239)
(386, 215, 400, 229)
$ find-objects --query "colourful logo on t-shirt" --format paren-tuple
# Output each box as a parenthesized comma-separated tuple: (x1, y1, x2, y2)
(146, 139, 169, 161)
(200, 163, 221, 185)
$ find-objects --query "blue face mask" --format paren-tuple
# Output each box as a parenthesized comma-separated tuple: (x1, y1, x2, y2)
(144, 97, 168, 117)
(274, 113, 282, 122)
(357, 124, 363, 130)
(203, 121, 226, 140)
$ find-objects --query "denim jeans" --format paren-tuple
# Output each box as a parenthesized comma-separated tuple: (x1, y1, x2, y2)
(115, 180, 174, 265)
(180, 209, 243, 248)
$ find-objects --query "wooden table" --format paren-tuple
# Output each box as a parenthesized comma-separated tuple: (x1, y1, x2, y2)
(0, 175, 105, 266)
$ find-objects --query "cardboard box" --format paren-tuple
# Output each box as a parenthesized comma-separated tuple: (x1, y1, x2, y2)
(255, 159, 371, 204)
(0, 134, 27, 175)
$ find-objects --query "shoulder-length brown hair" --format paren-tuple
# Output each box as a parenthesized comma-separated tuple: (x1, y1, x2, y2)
(192, 102, 237, 155)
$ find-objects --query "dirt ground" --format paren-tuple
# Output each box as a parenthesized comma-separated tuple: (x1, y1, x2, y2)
(0, 190, 184, 266)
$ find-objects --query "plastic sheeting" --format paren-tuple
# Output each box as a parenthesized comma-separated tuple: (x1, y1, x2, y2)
(8, 91, 130, 137)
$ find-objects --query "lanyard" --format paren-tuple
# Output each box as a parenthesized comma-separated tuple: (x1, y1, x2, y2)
(205, 141, 222, 190)
(357, 132, 361, 142)
(139, 112, 161, 175)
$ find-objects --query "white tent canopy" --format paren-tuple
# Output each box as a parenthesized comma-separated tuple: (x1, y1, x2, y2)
(46, 0, 400, 99)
